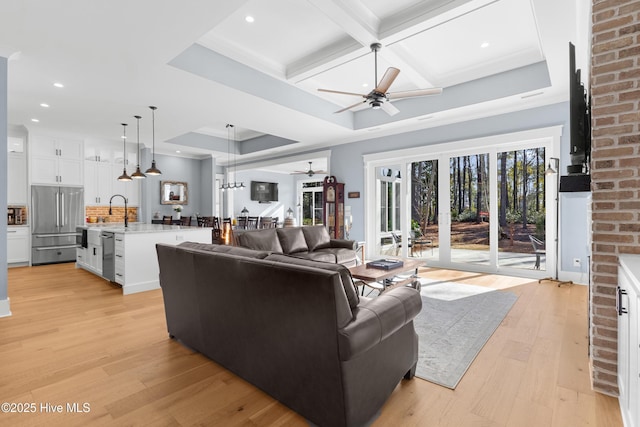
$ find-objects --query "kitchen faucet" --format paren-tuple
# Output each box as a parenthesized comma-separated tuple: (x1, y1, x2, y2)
(108, 194, 129, 228)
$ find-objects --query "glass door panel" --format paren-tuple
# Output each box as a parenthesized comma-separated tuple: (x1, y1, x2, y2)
(370, 166, 403, 258)
(410, 159, 439, 260)
(497, 148, 547, 271)
(450, 154, 490, 265)
(301, 182, 324, 226)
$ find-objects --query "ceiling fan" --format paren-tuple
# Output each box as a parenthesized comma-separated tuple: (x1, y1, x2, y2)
(291, 161, 327, 177)
(318, 43, 442, 116)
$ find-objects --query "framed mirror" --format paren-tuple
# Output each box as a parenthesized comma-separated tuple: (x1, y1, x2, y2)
(160, 181, 188, 205)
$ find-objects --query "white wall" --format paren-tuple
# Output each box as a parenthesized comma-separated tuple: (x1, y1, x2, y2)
(233, 170, 295, 221)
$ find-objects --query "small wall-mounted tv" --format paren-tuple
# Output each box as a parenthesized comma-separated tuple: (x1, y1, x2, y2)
(250, 181, 278, 203)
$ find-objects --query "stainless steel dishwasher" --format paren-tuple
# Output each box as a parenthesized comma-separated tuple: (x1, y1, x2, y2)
(100, 231, 115, 281)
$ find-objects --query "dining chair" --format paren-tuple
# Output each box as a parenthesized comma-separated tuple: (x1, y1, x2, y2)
(180, 216, 191, 226)
(212, 217, 222, 241)
(237, 217, 248, 229)
(259, 217, 276, 229)
(162, 215, 173, 225)
(247, 216, 259, 229)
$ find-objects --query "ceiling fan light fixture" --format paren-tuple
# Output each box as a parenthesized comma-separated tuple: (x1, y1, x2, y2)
(317, 42, 441, 116)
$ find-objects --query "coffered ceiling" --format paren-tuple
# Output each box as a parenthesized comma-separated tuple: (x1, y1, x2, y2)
(0, 0, 586, 170)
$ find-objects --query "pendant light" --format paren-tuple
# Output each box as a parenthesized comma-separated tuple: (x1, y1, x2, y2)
(131, 115, 146, 179)
(232, 124, 244, 190)
(219, 124, 244, 191)
(145, 105, 162, 175)
(220, 125, 228, 192)
(117, 123, 132, 182)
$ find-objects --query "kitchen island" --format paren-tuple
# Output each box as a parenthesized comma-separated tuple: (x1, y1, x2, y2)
(76, 224, 212, 295)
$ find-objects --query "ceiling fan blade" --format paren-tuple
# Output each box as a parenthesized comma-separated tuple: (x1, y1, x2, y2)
(387, 87, 443, 99)
(380, 101, 400, 116)
(375, 67, 400, 93)
(318, 88, 367, 97)
(334, 100, 366, 114)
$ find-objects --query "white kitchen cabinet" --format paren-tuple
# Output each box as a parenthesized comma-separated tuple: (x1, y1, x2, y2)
(7, 226, 29, 264)
(114, 233, 125, 285)
(83, 139, 139, 207)
(85, 160, 113, 205)
(31, 135, 83, 185)
(84, 143, 112, 163)
(618, 255, 640, 427)
(86, 229, 102, 275)
(7, 148, 28, 205)
(76, 247, 88, 269)
(111, 163, 140, 207)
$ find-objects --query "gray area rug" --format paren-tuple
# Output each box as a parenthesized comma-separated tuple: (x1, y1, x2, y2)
(413, 280, 518, 389)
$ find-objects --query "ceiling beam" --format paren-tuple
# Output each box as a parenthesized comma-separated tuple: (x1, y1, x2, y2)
(287, 0, 381, 82)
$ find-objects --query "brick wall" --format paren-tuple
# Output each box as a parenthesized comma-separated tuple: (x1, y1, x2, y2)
(590, 0, 640, 395)
(85, 206, 138, 224)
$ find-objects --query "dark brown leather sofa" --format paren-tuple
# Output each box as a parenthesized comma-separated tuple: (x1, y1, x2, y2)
(233, 225, 358, 267)
(156, 241, 422, 427)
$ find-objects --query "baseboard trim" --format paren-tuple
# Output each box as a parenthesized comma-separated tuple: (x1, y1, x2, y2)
(122, 280, 160, 295)
(559, 270, 588, 285)
(0, 298, 12, 317)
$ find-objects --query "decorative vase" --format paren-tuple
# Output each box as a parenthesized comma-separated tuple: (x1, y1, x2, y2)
(175, 212, 181, 220)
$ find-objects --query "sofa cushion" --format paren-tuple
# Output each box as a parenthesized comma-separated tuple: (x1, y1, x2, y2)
(237, 229, 283, 253)
(276, 228, 309, 254)
(179, 241, 272, 259)
(302, 225, 331, 251)
(264, 253, 360, 309)
(291, 251, 336, 264)
(316, 247, 357, 267)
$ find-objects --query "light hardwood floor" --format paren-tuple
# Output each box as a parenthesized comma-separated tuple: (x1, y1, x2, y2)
(1, 263, 623, 426)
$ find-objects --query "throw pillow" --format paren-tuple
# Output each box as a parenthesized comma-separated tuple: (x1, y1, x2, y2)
(302, 225, 331, 251)
(276, 228, 309, 254)
(238, 229, 283, 253)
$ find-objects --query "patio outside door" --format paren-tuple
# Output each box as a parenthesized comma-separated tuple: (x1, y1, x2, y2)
(447, 153, 491, 267)
(365, 127, 559, 279)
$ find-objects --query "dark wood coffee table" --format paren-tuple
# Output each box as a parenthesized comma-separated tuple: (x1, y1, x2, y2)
(349, 257, 424, 295)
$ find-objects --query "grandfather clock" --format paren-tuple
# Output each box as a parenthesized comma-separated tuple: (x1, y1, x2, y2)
(323, 176, 345, 239)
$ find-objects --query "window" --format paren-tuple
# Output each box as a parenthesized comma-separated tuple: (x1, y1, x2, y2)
(301, 181, 323, 226)
(379, 180, 401, 233)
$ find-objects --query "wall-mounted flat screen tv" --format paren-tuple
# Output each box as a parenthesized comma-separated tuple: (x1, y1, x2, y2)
(250, 181, 278, 202)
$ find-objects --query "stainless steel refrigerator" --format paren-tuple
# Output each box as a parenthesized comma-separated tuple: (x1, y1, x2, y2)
(31, 185, 84, 265)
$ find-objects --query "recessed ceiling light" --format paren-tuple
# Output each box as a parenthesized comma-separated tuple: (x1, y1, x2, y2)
(31, 118, 39, 122)
(53, 82, 64, 88)
(480, 42, 490, 48)
(245, 15, 255, 23)
(175, 150, 181, 154)
(40, 103, 49, 108)
(362, 83, 369, 87)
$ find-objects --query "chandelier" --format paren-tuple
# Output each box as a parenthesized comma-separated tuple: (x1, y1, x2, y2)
(220, 124, 245, 191)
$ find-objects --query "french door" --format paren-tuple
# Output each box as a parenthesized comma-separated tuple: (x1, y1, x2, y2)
(365, 127, 560, 278)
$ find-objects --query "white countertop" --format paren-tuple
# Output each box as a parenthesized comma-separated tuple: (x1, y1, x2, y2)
(84, 223, 210, 234)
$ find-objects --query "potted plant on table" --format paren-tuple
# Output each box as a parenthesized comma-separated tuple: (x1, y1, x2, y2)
(173, 205, 182, 220)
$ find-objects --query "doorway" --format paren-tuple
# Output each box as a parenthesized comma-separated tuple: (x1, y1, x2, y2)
(364, 127, 560, 278)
